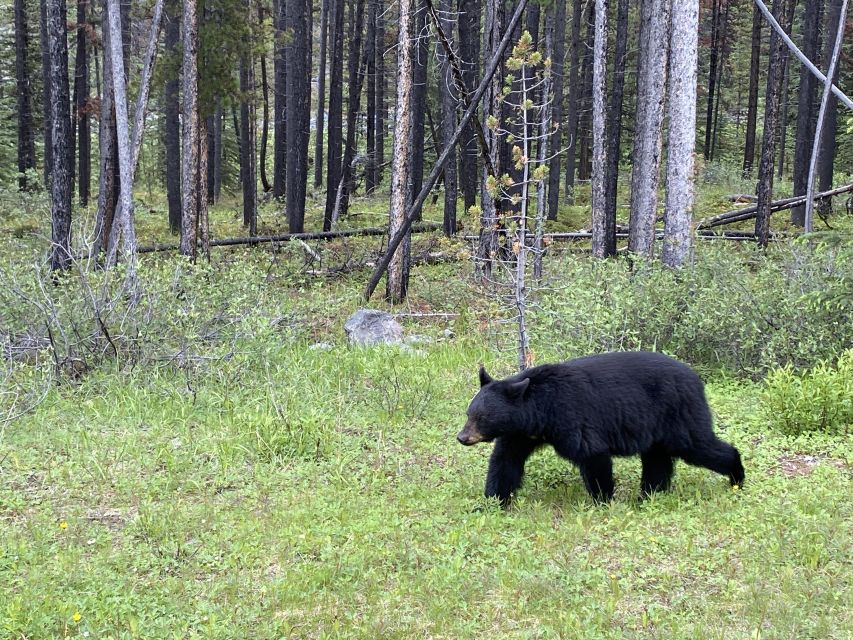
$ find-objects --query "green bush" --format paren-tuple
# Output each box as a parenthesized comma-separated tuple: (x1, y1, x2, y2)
(761, 350, 853, 436)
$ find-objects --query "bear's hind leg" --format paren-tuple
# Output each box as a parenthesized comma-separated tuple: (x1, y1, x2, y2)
(681, 439, 745, 486)
(640, 446, 674, 497)
(579, 455, 615, 502)
(485, 436, 540, 506)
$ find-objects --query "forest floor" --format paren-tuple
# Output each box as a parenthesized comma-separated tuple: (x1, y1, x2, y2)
(1, 177, 851, 638)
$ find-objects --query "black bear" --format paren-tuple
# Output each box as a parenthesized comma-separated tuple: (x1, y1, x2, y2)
(457, 351, 745, 504)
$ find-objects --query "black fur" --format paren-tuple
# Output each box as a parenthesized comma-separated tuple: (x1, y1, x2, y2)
(457, 351, 745, 505)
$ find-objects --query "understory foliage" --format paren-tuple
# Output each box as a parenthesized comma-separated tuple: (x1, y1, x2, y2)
(762, 349, 853, 436)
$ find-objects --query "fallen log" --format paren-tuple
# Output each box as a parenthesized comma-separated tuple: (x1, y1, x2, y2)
(697, 182, 853, 229)
(136, 223, 443, 254)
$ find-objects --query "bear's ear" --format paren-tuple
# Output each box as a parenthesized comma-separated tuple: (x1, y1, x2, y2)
(479, 366, 494, 387)
(505, 378, 530, 399)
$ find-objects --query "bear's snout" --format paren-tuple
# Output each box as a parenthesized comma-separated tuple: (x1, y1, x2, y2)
(457, 421, 485, 445)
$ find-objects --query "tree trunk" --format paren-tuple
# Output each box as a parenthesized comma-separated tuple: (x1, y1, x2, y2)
(754, 0, 788, 247)
(324, 0, 345, 230)
(742, 2, 762, 178)
(47, 0, 72, 271)
(315, 0, 330, 188)
(272, 0, 286, 199)
(374, 3, 386, 189)
(563, 0, 582, 203)
(338, 0, 366, 219)
(365, 0, 377, 194)
(816, 0, 844, 220)
(72, 0, 90, 204)
(213, 97, 222, 201)
(181, 0, 201, 257)
(546, 0, 566, 220)
(164, 0, 182, 234)
(776, 0, 798, 178)
(576, 8, 595, 182)
(703, 0, 721, 160)
(410, 2, 428, 209)
(439, 0, 457, 236)
(240, 30, 257, 235)
(710, 0, 731, 162)
(286, 0, 311, 232)
(260, 52, 271, 193)
(387, 0, 415, 303)
(40, 0, 53, 189)
(661, 0, 698, 268)
(590, 0, 608, 259)
(603, 0, 629, 257)
(790, 0, 823, 226)
(94, 5, 117, 254)
(457, 0, 480, 211)
(628, 0, 670, 257)
(205, 113, 215, 203)
(15, 0, 37, 190)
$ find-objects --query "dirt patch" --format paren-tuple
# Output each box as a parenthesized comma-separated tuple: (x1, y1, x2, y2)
(776, 454, 848, 477)
(86, 506, 137, 531)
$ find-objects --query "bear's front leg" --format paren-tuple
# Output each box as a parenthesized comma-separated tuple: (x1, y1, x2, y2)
(485, 436, 540, 506)
(579, 454, 615, 502)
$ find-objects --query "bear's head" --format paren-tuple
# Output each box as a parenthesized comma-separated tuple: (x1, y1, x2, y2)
(457, 366, 530, 445)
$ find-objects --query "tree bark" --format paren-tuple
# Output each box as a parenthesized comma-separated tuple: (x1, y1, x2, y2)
(259, 52, 271, 193)
(47, 0, 72, 271)
(374, 3, 386, 189)
(576, 7, 595, 182)
(387, 0, 415, 303)
(164, 0, 182, 234)
(240, 24, 257, 235)
(181, 0, 201, 257)
(546, 0, 566, 220)
(286, 0, 311, 232)
(213, 97, 222, 201)
(315, 0, 330, 188)
(710, 0, 731, 162)
(754, 0, 788, 247)
(40, 0, 53, 189)
(410, 2, 428, 210)
(15, 0, 37, 190)
(742, 2, 762, 178)
(338, 0, 366, 219)
(816, 0, 845, 220)
(455, 0, 480, 211)
(703, 0, 721, 161)
(628, 0, 670, 257)
(72, 0, 91, 204)
(661, 0, 698, 268)
(804, 0, 848, 231)
(323, 0, 345, 230)
(590, 0, 608, 259)
(365, 0, 377, 194)
(273, 0, 286, 199)
(438, 0, 457, 236)
(94, 6, 117, 254)
(563, 0, 582, 203)
(603, 0, 629, 256)
(790, 0, 823, 226)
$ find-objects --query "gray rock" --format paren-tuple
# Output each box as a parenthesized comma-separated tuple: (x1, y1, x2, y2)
(344, 309, 404, 346)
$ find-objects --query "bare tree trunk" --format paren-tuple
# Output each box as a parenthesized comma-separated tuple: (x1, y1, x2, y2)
(315, 0, 330, 188)
(410, 2, 428, 209)
(754, 0, 788, 247)
(323, 0, 345, 230)
(710, 0, 731, 162)
(338, 0, 366, 218)
(374, 3, 386, 189)
(387, 0, 415, 303)
(457, 0, 480, 211)
(104, 0, 138, 270)
(15, 0, 37, 190)
(259, 52, 271, 193)
(94, 7, 117, 254)
(73, 0, 90, 204)
(438, 0, 457, 236)
(286, 0, 311, 232)
(628, 0, 670, 257)
(590, 0, 608, 259)
(181, 0, 200, 257)
(40, 0, 53, 189)
(164, 0, 181, 233)
(534, 17, 554, 277)
(563, 0, 582, 203)
(816, 0, 844, 220)
(791, 0, 823, 226)
(703, 0, 721, 161)
(576, 9, 595, 182)
(742, 2, 762, 178)
(365, 0, 377, 193)
(272, 0, 286, 199)
(47, 0, 72, 271)
(240, 30, 257, 235)
(603, 0, 629, 257)
(804, 0, 848, 231)
(661, 0, 698, 268)
(546, 0, 566, 220)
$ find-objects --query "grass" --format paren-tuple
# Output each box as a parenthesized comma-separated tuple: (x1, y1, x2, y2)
(1, 173, 852, 638)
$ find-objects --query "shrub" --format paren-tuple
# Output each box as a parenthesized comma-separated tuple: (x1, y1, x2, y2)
(761, 350, 853, 436)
